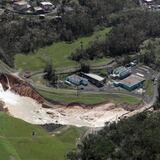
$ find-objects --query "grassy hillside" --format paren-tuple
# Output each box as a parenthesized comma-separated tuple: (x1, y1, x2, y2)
(144, 80, 153, 96)
(0, 113, 84, 160)
(15, 28, 112, 72)
(37, 88, 142, 105)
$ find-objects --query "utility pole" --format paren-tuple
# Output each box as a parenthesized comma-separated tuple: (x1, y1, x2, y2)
(76, 86, 79, 97)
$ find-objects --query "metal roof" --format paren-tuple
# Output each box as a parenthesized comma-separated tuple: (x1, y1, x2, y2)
(113, 66, 128, 74)
(14, 1, 27, 5)
(120, 74, 145, 87)
(144, 0, 153, 2)
(83, 73, 104, 81)
(40, 2, 53, 6)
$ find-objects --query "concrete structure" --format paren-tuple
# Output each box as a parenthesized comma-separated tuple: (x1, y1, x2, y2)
(111, 66, 131, 79)
(80, 72, 105, 87)
(114, 74, 145, 91)
(66, 75, 88, 86)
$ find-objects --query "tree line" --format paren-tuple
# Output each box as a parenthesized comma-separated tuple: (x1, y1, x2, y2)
(0, 0, 139, 66)
(68, 111, 160, 160)
(71, 9, 160, 62)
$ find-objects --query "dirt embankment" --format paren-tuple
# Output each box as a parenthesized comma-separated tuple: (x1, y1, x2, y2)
(0, 73, 44, 103)
(0, 100, 7, 112)
(0, 73, 145, 127)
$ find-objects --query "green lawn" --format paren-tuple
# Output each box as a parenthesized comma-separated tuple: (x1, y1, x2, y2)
(144, 80, 153, 96)
(0, 113, 84, 160)
(37, 88, 142, 105)
(15, 28, 112, 72)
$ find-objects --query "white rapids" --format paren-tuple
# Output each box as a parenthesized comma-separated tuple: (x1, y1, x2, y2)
(0, 83, 128, 127)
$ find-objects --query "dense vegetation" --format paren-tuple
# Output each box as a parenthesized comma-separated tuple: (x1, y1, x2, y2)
(43, 63, 58, 86)
(14, 28, 111, 71)
(68, 112, 160, 160)
(139, 38, 160, 69)
(66, 65, 160, 159)
(0, 0, 138, 66)
(71, 9, 160, 62)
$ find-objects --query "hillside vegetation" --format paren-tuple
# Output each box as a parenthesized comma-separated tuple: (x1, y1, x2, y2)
(0, 0, 138, 67)
(15, 28, 111, 71)
(68, 112, 160, 160)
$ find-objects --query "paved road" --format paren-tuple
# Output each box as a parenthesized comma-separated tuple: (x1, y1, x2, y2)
(28, 60, 115, 77)
(117, 72, 160, 119)
(83, 72, 160, 138)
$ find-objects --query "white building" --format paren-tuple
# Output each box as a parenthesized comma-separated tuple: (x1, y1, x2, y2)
(80, 72, 105, 87)
(13, 1, 30, 11)
(40, 1, 54, 11)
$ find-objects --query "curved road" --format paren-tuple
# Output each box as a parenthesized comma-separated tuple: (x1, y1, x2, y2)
(118, 72, 160, 119)
(83, 73, 160, 137)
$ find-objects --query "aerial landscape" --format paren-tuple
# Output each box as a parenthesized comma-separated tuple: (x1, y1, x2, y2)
(1, 0, 160, 159)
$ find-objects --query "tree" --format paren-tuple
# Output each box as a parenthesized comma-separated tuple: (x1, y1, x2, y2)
(69, 112, 160, 160)
(44, 64, 58, 86)
(139, 38, 160, 67)
(107, 24, 145, 56)
(80, 62, 90, 73)
(122, 55, 131, 65)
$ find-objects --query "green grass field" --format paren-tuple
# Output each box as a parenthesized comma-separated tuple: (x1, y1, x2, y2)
(15, 28, 112, 72)
(144, 80, 153, 96)
(37, 88, 142, 105)
(0, 113, 85, 160)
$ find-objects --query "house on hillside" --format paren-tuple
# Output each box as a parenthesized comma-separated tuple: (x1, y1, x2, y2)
(40, 1, 54, 11)
(13, 1, 30, 12)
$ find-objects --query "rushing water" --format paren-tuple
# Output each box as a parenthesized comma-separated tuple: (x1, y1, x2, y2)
(0, 82, 128, 127)
(0, 82, 54, 124)
(0, 83, 18, 105)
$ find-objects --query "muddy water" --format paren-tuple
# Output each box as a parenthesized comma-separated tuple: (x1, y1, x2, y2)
(0, 82, 128, 127)
(0, 83, 54, 124)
